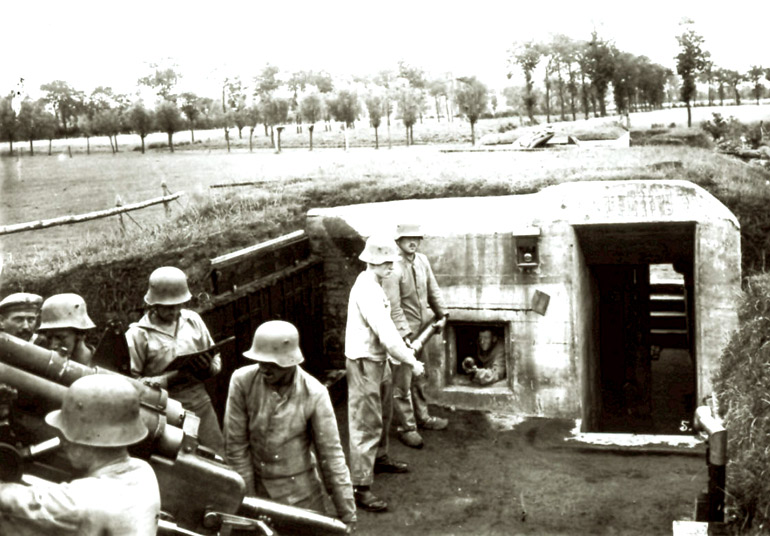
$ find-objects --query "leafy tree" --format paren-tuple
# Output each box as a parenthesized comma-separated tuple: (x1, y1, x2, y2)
(374, 70, 397, 147)
(397, 86, 421, 146)
(40, 80, 84, 136)
(398, 61, 427, 90)
(178, 92, 201, 142)
(715, 68, 729, 106)
(300, 93, 323, 151)
(456, 77, 488, 146)
(365, 95, 383, 149)
(260, 97, 289, 147)
(127, 102, 154, 154)
(506, 41, 541, 123)
(585, 31, 615, 117)
(428, 78, 449, 121)
(747, 66, 765, 106)
(254, 64, 281, 99)
(138, 62, 180, 101)
(310, 71, 334, 94)
(245, 104, 261, 152)
(723, 69, 744, 106)
(327, 90, 360, 128)
(675, 19, 707, 127)
(93, 108, 123, 153)
(698, 57, 715, 106)
(155, 101, 183, 152)
(0, 94, 19, 153)
(17, 98, 52, 156)
(612, 51, 638, 116)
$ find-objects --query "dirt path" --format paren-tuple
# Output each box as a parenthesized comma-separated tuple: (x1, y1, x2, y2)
(336, 405, 706, 535)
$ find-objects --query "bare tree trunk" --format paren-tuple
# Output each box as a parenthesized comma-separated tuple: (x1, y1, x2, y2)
(387, 110, 392, 149)
(48, 139, 52, 156)
(309, 125, 314, 151)
(470, 121, 476, 146)
(140, 135, 146, 154)
(270, 126, 274, 147)
(167, 132, 174, 153)
(405, 126, 409, 147)
(190, 128, 195, 143)
(114, 135, 119, 153)
(238, 126, 243, 139)
(409, 125, 414, 145)
(108, 136, 115, 154)
(225, 128, 230, 153)
(374, 126, 379, 149)
(29, 139, 34, 156)
(686, 103, 692, 128)
(249, 128, 254, 153)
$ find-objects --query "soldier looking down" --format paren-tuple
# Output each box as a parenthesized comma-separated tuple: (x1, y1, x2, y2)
(126, 266, 225, 455)
(345, 235, 424, 513)
(384, 223, 449, 450)
(35, 294, 96, 366)
(0, 293, 43, 342)
(0, 374, 161, 535)
(224, 320, 357, 532)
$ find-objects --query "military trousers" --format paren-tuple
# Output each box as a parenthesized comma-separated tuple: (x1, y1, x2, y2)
(346, 358, 392, 487)
(392, 349, 431, 432)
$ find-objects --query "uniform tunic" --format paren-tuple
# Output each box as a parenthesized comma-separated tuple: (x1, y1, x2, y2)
(0, 456, 160, 535)
(384, 250, 447, 430)
(126, 308, 224, 455)
(345, 270, 414, 486)
(224, 364, 356, 523)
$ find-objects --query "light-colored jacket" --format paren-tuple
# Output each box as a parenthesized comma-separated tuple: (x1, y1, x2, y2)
(385, 250, 447, 338)
(126, 309, 220, 404)
(224, 365, 356, 523)
(0, 456, 160, 535)
(345, 270, 413, 364)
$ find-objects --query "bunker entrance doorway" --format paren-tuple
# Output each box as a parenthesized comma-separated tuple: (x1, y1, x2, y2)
(575, 223, 696, 434)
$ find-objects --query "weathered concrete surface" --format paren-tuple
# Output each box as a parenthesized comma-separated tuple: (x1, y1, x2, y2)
(306, 180, 740, 423)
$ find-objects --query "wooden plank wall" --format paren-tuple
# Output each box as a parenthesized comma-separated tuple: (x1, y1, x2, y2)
(200, 231, 326, 419)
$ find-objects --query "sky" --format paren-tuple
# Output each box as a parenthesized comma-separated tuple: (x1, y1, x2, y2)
(4, 0, 770, 100)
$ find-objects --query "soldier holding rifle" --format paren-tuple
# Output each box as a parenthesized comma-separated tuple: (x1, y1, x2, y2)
(126, 266, 225, 455)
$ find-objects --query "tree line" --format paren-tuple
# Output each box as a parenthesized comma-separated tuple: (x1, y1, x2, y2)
(0, 61, 491, 154)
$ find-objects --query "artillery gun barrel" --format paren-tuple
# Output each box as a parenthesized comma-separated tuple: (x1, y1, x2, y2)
(0, 332, 184, 427)
(235, 495, 348, 536)
(410, 315, 448, 353)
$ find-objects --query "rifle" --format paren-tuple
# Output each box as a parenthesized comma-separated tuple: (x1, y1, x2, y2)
(0, 332, 346, 536)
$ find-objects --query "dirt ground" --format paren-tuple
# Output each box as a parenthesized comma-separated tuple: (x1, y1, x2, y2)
(334, 403, 707, 536)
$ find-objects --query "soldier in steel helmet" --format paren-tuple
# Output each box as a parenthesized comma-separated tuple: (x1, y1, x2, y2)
(125, 266, 224, 455)
(224, 320, 357, 532)
(35, 294, 96, 366)
(0, 374, 160, 535)
(0, 293, 43, 342)
(345, 235, 425, 513)
(383, 223, 449, 450)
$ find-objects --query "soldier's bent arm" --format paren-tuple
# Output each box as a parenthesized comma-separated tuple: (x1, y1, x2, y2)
(310, 390, 356, 523)
(0, 481, 80, 532)
(357, 286, 416, 366)
(223, 373, 256, 495)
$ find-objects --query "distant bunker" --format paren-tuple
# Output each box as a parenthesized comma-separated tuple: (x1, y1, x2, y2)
(306, 180, 740, 433)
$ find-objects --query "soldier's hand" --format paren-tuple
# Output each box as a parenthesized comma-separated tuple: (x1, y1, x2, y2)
(412, 360, 425, 376)
(345, 521, 357, 534)
(188, 352, 212, 373)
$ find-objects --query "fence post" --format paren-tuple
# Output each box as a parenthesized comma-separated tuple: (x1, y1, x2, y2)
(161, 182, 171, 218)
(694, 405, 727, 523)
(115, 195, 126, 234)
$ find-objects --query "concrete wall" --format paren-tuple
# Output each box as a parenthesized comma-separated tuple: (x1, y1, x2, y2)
(306, 180, 741, 421)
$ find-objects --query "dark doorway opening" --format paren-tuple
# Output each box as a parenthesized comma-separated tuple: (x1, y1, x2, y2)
(575, 223, 696, 433)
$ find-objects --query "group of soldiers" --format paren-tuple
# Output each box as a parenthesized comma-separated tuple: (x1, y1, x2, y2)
(0, 223, 503, 534)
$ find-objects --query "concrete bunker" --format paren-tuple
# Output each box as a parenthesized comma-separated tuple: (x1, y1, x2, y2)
(306, 180, 740, 433)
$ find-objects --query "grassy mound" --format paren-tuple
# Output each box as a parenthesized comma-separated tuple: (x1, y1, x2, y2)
(714, 273, 770, 531)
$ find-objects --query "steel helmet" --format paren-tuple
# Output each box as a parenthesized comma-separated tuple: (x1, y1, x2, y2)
(144, 266, 192, 306)
(38, 294, 96, 331)
(45, 374, 148, 447)
(358, 235, 399, 265)
(394, 223, 424, 240)
(0, 292, 43, 315)
(243, 320, 304, 367)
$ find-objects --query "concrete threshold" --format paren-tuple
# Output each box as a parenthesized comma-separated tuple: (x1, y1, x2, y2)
(561, 432, 706, 457)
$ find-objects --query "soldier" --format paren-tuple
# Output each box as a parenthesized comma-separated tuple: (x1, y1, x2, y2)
(384, 223, 448, 450)
(0, 293, 43, 341)
(462, 328, 506, 386)
(224, 320, 357, 531)
(35, 294, 96, 366)
(0, 374, 161, 535)
(346, 235, 425, 513)
(125, 266, 225, 455)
